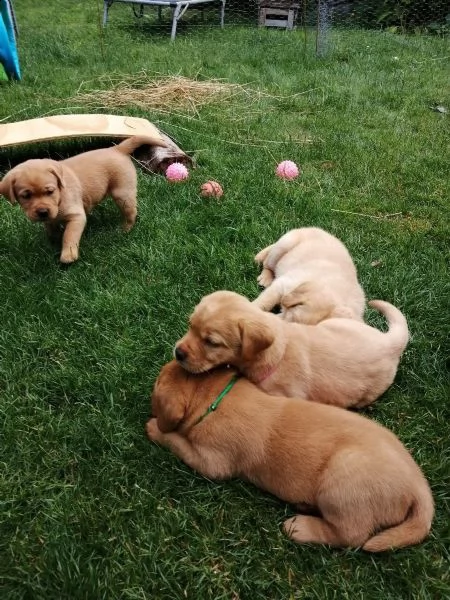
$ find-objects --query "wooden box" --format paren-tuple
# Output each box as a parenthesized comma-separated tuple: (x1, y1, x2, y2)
(258, 1, 300, 30)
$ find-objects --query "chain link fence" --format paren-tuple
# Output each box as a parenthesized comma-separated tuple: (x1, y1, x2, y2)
(225, 0, 450, 32)
(331, 0, 450, 33)
(102, 1, 449, 54)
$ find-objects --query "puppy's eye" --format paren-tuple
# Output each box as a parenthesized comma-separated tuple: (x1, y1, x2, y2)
(20, 191, 31, 200)
(283, 301, 304, 309)
(205, 337, 221, 347)
(45, 189, 54, 196)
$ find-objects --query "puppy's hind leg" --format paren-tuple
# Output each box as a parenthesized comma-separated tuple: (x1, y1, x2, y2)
(255, 232, 301, 288)
(260, 229, 304, 272)
(255, 244, 275, 288)
(283, 515, 344, 547)
(111, 185, 138, 232)
(284, 499, 372, 549)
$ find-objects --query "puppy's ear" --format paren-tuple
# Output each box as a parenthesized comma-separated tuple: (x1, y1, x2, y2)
(282, 282, 311, 308)
(48, 163, 65, 189)
(0, 173, 17, 204)
(329, 306, 355, 319)
(282, 282, 333, 324)
(238, 319, 274, 361)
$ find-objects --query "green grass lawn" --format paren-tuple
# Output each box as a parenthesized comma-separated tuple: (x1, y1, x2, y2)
(1, 1, 449, 598)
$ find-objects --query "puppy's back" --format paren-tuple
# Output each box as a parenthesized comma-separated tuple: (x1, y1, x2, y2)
(267, 227, 358, 278)
(252, 392, 431, 515)
(63, 147, 136, 205)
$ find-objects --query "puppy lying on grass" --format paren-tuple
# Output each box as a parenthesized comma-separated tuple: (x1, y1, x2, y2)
(147, 361, 433, 552)
(175, 290, 409, 409)
(0, 135, 165, 263)
(253, 227, 366, 324)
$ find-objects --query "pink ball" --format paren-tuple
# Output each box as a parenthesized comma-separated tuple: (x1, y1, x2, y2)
(276, 160, 300, 180)
(166, 162, 189, 182)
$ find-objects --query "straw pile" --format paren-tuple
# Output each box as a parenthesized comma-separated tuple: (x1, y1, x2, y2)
(73, 73, 253, 117)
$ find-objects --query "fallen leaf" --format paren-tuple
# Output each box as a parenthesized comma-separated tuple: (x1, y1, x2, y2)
(430, 105, 448, 114)
(320, 161, 336, 169)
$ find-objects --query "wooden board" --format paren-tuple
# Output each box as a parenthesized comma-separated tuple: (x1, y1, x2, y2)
(0, 114, 165, 148)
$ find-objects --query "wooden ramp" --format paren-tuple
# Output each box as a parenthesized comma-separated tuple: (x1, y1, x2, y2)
(0, 114, 165, 148)
(0, 113, 194, 174)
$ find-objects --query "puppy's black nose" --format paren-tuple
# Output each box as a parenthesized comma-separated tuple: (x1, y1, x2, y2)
(175, 346, 187, 362)
(36, 209, 49, 220)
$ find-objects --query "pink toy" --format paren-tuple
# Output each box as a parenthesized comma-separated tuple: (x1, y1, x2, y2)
(166, 162, 189, 182)
(200, 180, 223, 198)
(276, 160, 300, 180)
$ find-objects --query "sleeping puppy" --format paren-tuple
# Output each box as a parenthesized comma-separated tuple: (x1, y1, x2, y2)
(147, 361, 433, 552)
(253, 227, 366, 324)
(174, 290, 409, 408)
(0, 135, 165, 263)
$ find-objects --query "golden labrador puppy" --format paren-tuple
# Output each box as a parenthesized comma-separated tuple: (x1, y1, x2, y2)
(174, 291, 409, 408)
(0, 135, 165, 263)
(147, 361, 433, 552)
(254, 227, 366, 324)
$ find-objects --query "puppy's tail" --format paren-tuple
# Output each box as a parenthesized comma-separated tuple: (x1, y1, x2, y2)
(363, 485, 434, 552)
(114, 134, 167, 154)
(368, 299, 409, 355)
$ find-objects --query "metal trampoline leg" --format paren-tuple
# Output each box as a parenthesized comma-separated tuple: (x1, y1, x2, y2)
(103, 0, 113, 27)
(220, 0, 225, 27)
(170, 4, 183, 41)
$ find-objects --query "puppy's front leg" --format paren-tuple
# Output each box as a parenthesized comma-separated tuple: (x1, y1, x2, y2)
(257, 267, 275, 288)
(146, 419, 232, 480)
(146, 418, 206, 471)
(254, 244, 274, 265)
(60, 214, 87, 264)
(253, 280, 283, 311)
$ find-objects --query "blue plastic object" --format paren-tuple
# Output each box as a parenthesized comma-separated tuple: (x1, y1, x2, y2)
(0, 0, 20, 80)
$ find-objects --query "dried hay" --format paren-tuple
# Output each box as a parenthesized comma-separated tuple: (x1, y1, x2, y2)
(70, 72, 315, 146)
(73, 72, 253, 117)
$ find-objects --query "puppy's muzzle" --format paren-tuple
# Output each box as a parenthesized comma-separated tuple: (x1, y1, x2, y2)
(35, 208, 50, 221)
(174, 346, 187, 362)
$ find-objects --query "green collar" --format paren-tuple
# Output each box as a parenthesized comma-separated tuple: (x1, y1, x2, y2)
(194, 373, 240, 426)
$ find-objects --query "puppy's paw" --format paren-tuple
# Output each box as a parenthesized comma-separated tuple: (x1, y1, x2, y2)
(254, 246, 271, 264)
(145, 418, 163, 443)
(257, 269, 274, 288)
(121, 221, 135, 233)
(60, 246, 79, 264)
(283, 515, 337, 546)
(121, 212, 137, 233)
(283, 515, 312, 543)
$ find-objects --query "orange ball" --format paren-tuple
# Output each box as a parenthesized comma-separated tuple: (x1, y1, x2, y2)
(200, 180, 223, 198)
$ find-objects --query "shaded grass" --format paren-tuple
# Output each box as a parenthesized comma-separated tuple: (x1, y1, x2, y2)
(1, 1, 449, 598)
